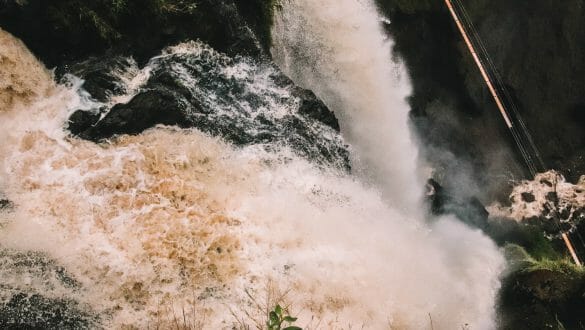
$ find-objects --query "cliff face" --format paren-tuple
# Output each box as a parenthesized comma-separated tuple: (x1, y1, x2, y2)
(377, 0, 585, 200)
(377, 3, 585, 327)
(0, 0, 275, 67)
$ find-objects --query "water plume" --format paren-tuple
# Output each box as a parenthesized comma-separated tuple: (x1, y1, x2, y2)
(271, 0, 505, 327)
(272, 0, 421, 211)
(0, 6, 505, 329)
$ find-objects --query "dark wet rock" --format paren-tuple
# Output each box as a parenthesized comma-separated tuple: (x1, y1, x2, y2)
(79, 89, 191, 140)
(541, 179, 554, 187)
(425, 179, 489, 230)
(68, 109, 102, 136)
(69, 43, 350, 169)
(58, 56, 138, 103)
(0, 0, 273, 68)
(293, 88, 340, 131)
(0, 199, 12, 210)
(520, 192, 536, 203)
(0, 249, 80, 294)
(0, 249, 99, 329)
(2, 0, 348, 169)
(546, 191, 559, 203)
(486, 217, 561, 261)
(498, 267, 585, 329)
(0, 293, 97, 329)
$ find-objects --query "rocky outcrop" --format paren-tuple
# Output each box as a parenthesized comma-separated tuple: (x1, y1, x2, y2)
(498, 264, 585, 329)
(424, 170, 585, 330)
(376, 0, 585, 201)
(59, 56, 138, 103)
(74, 89, 189, 139)
(489, 171, 585, 258)
(2, 0, 349, 169)
(0, 249, 98, 329)
(486, 171, 585, 328)
(423, 178, 562, 260)
(67, 42, 351, 169)
(0, 0, 275, 68)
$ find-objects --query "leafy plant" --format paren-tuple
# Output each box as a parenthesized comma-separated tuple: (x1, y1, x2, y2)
(266, 304, 301, 330)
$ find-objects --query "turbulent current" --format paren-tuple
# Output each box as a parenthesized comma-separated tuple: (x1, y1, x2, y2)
(1, 1, 504, 329)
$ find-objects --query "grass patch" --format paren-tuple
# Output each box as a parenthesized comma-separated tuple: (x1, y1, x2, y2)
(524, 258, 585, 275)
(504, 243, 584, 275)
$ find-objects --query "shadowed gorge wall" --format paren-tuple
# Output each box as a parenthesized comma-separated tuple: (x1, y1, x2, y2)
(376, 0, 585, 201)
(0, 0, 277, 67)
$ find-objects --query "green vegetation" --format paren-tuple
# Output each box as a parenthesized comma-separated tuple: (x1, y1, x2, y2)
(267, 304, 301, 330)
(524, 256, 585, 276)
(504, 243, 584, 275)
(487, 218, 561, 261)
(500, 244, 585, 328)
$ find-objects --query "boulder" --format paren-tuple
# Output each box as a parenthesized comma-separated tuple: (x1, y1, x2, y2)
(294, 88, 340, 131)
(0, 293, 97, 329)
(68, 42, 350, 169)
(498, 266, 585, 329)
(78, 89, 191, 141)
(58, 56, 137, 103)
(67, 109, 102, 136)
(0, 249, 99, 328)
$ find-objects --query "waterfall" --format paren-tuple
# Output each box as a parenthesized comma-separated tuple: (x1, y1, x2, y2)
(272, 0, 421, 212)
(271, 0, 505, 328)
(0, 11, 504, 329)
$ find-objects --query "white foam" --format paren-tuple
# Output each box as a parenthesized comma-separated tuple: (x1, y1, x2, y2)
(0, 14, 505, 329)
(489, 170, 585, 230)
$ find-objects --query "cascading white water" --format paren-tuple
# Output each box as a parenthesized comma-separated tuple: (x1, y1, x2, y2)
(1, 9, 504, 329)
(272, 0, 422, 211)
(271, 0, 506, 328)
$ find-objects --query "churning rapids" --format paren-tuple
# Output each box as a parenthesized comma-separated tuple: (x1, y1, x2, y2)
(0, 0, 505, 328)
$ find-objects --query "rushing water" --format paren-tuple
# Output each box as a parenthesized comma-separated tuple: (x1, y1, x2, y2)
(272, 0, 421, 211)
(1, 1, 504, 328)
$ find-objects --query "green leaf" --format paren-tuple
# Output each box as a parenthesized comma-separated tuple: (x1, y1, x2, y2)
(283, 316, 298, 322)
(283, 327, 303, 330)
(275, 304, 283, 316)
(269, 311, 279, 324)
